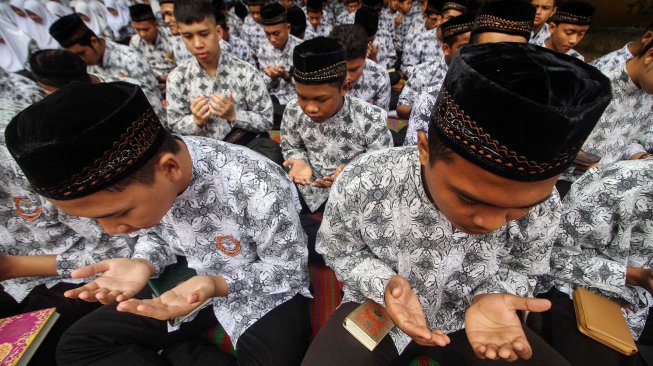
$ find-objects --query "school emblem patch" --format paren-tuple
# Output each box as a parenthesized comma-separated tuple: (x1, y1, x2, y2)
(216, 235, 240, 256)
(13, 197, 42, 221)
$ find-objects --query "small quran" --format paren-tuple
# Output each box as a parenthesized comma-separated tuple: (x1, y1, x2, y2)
(0, 308, 60, 366)
(343, 299, 394, 351)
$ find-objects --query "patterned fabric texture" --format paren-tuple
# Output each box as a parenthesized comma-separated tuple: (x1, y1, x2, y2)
(349, 58, 391, 110)
(591, 43, 633, 73)
(129, 27, 180, 77)
(398, 57, 447, 109)
(402, 28, 442, 77)
(403, 81, 444, 146)
(0, 67, 45, 106)
(257, 34, 303, 105)
(529, 23, 549, 46)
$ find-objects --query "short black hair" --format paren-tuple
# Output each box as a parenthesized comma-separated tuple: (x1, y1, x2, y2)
(427, 129, 454, 164)
(30, 49, 91, 88)
(109, 130, 181, 191)
(329, 24, 368, 60)
(174, 0, 216, 24)
(444, 31, 467, 47)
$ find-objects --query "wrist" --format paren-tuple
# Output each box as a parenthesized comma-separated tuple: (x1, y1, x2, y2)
(133, 258, 156, 277)
(212, 275, 229, 297)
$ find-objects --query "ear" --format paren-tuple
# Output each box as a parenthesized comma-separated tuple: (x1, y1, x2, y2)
(216, 24, 224, 38)
(642, 31, 653, 45)
(156, 152, 184, 183)
(547, 22, 556, 34)
(442, 42, 451, 58)
(644, 46, 653, 66)
(286, 23, 291, 32)
(342, 79, 351, 93)
(417, 131, 430, 167)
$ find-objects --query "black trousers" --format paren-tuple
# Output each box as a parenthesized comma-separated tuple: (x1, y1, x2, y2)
(529, 288, 651, 366)
(301, 302, 571, 366)
(56, 294, 311, 366)
(0, 282, 102, 366)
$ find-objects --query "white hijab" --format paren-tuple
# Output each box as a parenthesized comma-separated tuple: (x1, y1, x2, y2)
(75, 1, 105, 35)
(0, 18, 32, 71)
(0, 3, 19, 25)
(104, 0, 127, 37)
(8, 0, 32, 30)
(45, 0, 72, 18)
(23, 0, 59, 48)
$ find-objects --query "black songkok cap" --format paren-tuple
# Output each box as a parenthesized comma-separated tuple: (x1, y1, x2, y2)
(471, 0, 535, 41)
(306, 0, 322, 13)
(429, 43, 612, 182)
(441, 12, 474, 40)
(550, 1, 595, 26)
(361, 0, 382, 11)
(442, 0, 466, 13)
(291, 36, 346, 85)
(234, 1, 249, 19)
(30, 50, 90, 88)
(245, 0, 264, 6)
(49, 14, 95, 47)
(355, 7, 378, 37)
(425, 0, 444, 15)
(159, 0, 174, 4)
(129, 4, 156, 22)
(261, 3, 287, 25)
(5, 82, 166, 200)
(288, 5, 307, 35)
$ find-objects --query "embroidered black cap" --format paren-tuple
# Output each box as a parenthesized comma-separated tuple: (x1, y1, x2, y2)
(49, 14, 95, 47)
(442, 0, 466, 13)
(129, 3, 156, 22)
(440, 11, 474, 41)
(429, 42, 612, 181)
(290, 36, 346, 85)
(5, 82, 166, 200)
(471, 0, 535, 41)
(549, 1, 595, 26)
(261, 3, 287, 25)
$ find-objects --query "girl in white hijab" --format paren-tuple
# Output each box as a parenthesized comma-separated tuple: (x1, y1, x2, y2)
(8, 0, 32, 30)
(23, 0, 59, 48)
(75, 1, 113, 39)
(104, 0, 129, 39)
(45, 0, 72, 18)
(0, 18, 32, 71)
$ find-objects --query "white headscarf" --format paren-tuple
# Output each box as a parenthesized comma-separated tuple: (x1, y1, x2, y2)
(0, 18, 32, 71)
(23, 0, 59, 48)
(0, 3, 19, 25)
(104, 0, 127, 37)
(45, 0, 72, 18)
(75, 1, 106, 35)
(8, 0, 32, 30)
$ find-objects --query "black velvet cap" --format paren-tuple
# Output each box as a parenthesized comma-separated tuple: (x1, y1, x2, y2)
(288, 5, 307, 36)
(429, 42, 612, 182)
(425, 0, 444, 15)
(30, 50, 90, 88)
(129, 4, 156, 22)
(471, 0, 535, 41)
(355, 7, 378, 37)
(306, 0, 323, 13)
(49, 14, 95, 47)
(291, 36, 346, 84)
(245, 0, 264, 6)
(441, 12, 474, 41)
(5, 82, 166, 200)
(235, 1, 249, 19)
(159, 0, 174, 4)
(549, 1, 595, 26)
(261, 3, 287, 25)
(442, 0, 466, 13)
(361, 0, 382, 11)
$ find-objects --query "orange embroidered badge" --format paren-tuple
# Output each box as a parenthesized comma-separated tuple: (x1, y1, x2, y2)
(216, 235, 241, 256)
(13, 197, 42, 221)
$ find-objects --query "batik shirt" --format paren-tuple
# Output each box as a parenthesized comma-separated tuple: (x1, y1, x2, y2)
(225, 34, 256, 66)
(564, 60, 653, 182)
(349, 59, 391, 110)
(398, 57, 446, 109)
(93, 73, 166, 124)
(403, 80, 443, 146)
(166, 51, 273, 140)
(88, 40, 162, 102)
(539, 160, 653, 339)
(257, 35, 302, 105)
(401, 28, 442, 77)
(316, 147, 561, 352)
(171, 34, 193, 63)
(0, 101, 133, 302)
(394, 5, 422, 51)
(280, 95, 393, 211)
(591, 43, 633, 72)
(307, 17, 334, 37)
(0, 67, 44, 105)
(226, 9, 244, 39)
(378, 10, 396, 39)
(336, 10, 355, 25)
(374, 29, 397, 70)
(529, 23, 549, 46)
(129, 27, 179, 78)
(132, 136, 310, 345)
(242, 16, 266, 54)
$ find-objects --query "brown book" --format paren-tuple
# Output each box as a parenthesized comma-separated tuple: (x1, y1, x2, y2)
(573, 287, 638, 356)
(343, 299, 394, 351)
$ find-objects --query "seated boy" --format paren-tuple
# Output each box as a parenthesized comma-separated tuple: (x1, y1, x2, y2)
(281, 36, 393, 214)
(301, 42, 612, 365)
(6, 79, 312, 365)
(531, 159, 653, 366)
(166, 0, 282, 164)
(354, 6, 397, 70)
(330, 24, 391, 110)
(539, 1, 594, 61)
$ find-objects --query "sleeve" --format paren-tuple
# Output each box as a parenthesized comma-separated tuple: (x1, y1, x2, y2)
(279, 102, 310, 162)
(231, 68, 274, 132)
(375, 70, 391, 111)
(131, 230, 177, 276)
(365, 107, 393, 151)
(622, 123, 653, 159)
(403, 91, 434, 146)
(56, 235, 134, 277)
(471, 194, 562, 300)
(316, 168, 397, 304)
(400, 37, 418, 77)
(127, 54, 162, 101)
(220, 174, 309, 300)
(165, 68, 205, 135)
(397, 76, 416, 108)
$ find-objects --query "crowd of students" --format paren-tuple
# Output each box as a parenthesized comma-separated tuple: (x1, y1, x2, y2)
(0, 0, 652, 365)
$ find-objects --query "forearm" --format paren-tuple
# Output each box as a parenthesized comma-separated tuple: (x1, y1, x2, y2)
(626, 267, 651, 287)
(0, 255, 58, 281)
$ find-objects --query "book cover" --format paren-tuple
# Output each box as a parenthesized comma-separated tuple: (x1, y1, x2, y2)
(343, 299, 394, 351)
(0, 308, 60, 366)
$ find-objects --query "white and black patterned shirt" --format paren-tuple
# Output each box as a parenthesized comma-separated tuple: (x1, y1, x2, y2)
(166, 51, 273, 140)
(349, 59, 391, 110)
(398, 57, 446, 109)
(129, 27, 179, 78)
(224, 34, 256, 66)
(257, 35, 303, 105)
(0, 67, 44, 106)
(226, 9, 244, 39)
(132, 136, 310, 346)
(529, 23, 549, 46)
(317, 147, 561, 352)
(540, 160, 653, 339)
(93, 73, 166, 125)
(280, 95, 393, 211)
(0, 101, 133, 302)
(591, 43, 633, 72)
(241, 16, 267, 54)
(401, 28, 442, 78)
(374, 29, 397, 70)
(171, 35, 194, 63)
(88, 40, 162, 103)
(303, 8, 334, 36)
